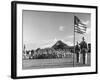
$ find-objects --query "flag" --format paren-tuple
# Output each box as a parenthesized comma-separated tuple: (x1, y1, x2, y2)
(74, 16, 87, 34)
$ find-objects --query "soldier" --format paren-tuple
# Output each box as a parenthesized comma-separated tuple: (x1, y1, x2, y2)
(75, 42, 80, 63)
(79, 37, 87, 64)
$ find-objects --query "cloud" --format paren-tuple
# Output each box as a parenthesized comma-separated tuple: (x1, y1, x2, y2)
(59, 26, 64, 31)
(42, 39, 73, 48)
(63, 35, 74, 46)
(62, 40, 73, 46)
(86, 28, 91, 34)
(65, 41, 73, 46)
(67, 35, 73, 39)
(25, 38, 74, 50)
(64, 35, 73, 40)
(41, 43, 53, 49)
(40, 38, 58, 48)
(82, 20, 89, 25)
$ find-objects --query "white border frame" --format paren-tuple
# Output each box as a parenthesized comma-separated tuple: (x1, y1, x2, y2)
(16, 3, 96, 77)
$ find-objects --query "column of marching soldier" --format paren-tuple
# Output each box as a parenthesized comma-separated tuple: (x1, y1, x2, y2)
(75, 37, 89, 64)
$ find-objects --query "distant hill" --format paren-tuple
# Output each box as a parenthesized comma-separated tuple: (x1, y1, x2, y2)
(52, 40, 70, 50)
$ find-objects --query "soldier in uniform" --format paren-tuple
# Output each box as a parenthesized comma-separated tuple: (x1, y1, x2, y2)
(79, 37, 87, 64)
(75, 42, 80, 63)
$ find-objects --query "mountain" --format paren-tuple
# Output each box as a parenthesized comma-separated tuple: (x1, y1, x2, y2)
(52, 40, 69, 50)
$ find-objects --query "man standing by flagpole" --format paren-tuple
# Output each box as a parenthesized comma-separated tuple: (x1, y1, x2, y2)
(79, 37, 88, 64)
(74, 15, 87, 65)
(75, 41, 80, 63)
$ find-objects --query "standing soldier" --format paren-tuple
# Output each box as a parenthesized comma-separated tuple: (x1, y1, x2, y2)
(80, 37, 87, 64)
(75, 42, 80, 63)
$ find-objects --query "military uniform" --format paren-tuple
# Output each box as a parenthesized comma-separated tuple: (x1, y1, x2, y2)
(75, 43, 80, 63)
(80, 38, 87, 64)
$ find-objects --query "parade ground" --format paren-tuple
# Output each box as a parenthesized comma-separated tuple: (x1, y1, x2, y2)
(22, 53, 91, 69)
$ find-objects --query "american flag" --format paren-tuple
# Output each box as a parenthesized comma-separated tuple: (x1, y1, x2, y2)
(74, 16, 87, 34)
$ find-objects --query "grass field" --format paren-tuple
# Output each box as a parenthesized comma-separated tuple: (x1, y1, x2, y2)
(22, 53, 91, 69)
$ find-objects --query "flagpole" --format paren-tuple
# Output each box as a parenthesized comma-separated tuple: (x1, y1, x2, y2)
(73, 15, 87, 67)
(73, 15, 75, 67)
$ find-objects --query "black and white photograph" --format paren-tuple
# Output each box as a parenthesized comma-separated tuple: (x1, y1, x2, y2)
(11, 1, 97, 79)
(22, 11, 91, 69)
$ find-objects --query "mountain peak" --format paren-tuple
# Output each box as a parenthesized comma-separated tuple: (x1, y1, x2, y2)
(55, 40, 63, 45)
(52, 40, 69, 50)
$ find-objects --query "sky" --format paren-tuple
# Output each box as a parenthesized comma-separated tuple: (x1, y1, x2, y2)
(23, 10, 91, 50)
